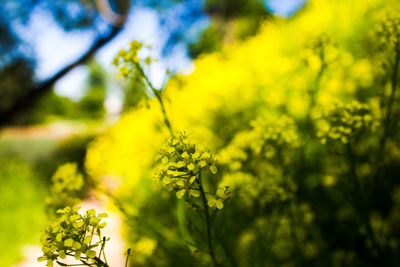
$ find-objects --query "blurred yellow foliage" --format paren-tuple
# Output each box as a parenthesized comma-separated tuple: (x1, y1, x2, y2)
(86, 0, 391, 194)
(84, 0, 400, 264)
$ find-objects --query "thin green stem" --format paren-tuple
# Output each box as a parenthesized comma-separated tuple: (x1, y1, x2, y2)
(136, 63, 173, 135)
(309, 39, 327, 110)
(381, 42, 400, 151)
(99, 237, 108, 265)
(346, 143, 381, 254)
(155, 92, 173, 135)
(56, 262, 91, 266)
(124, 248, 131, 267)
(374, 41, 400, 190)
(93, 256, 108, 267)
(197, 172, 217, 265)
(88, 227, 95, 247)
(79, 259, 93, 266)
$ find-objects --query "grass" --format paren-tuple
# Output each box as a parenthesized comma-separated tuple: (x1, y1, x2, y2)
(0, 157, 47, 267)
(0, 138, 58, 164)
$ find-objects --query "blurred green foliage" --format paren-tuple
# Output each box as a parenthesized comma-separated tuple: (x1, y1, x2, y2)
(0, 158, 46, 267)
(204, 0, 268, 19)
(189, 0, 271, 57)
(189, 23, 223, 59)
(37, 134, 95, 179)
(77, 60, 107, 120)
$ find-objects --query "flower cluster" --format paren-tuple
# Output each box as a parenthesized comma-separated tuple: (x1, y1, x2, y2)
(51, 163, 84, 194)
(220, 168, 296, 207)
(217, 116, 299, 206)
(376, 13, 400, 50)
(316, 101, 379, 144)
(112, 40, 156, 78)
(249, 116, 300, 151)
(219, 115, 300, 171)
(154, 132, 217, 200)
(206, 186, 231, 209)
(38, 206, 109, 267)
(46, 163, 84, 214)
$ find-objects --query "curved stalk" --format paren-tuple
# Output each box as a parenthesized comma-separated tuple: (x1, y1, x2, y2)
(136, 63, 173, 135)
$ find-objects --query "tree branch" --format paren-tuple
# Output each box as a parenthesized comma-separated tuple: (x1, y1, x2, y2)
(0, 25, 123, 126)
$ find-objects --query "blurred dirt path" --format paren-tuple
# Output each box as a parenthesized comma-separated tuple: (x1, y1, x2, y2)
(0, 122, 90, 140)
(13, 197, 125, 267)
